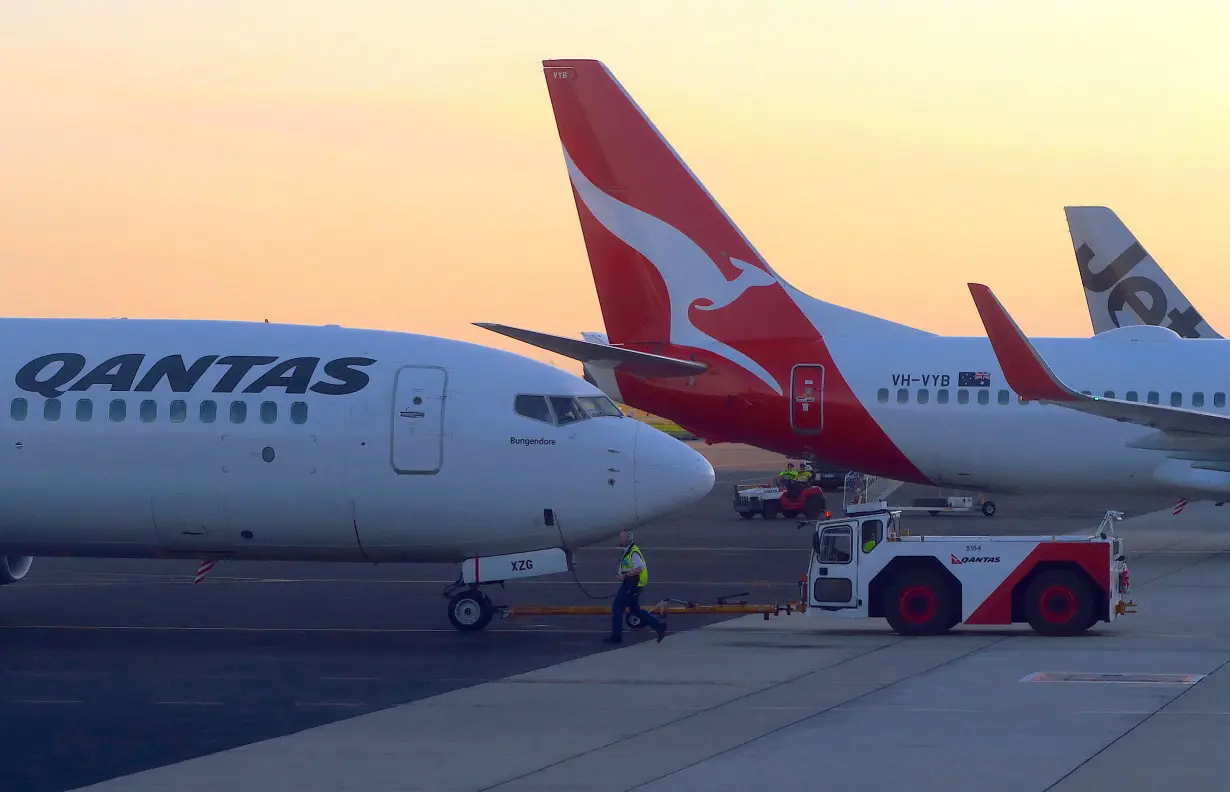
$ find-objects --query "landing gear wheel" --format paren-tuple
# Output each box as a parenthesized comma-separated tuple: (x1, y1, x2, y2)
(1023, 569, 1093, 636)
(448, 590, 493, 631)
(883, 570, 957, 636)
(802, 495, 827, 519)
(738, 511, 756, 520)
(982, 501, 997, 517)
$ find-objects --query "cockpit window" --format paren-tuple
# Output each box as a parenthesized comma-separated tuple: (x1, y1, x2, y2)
(516, 393, 624, 426)
(577, 395, 623, 418)
(549, 396, 585, 426)
(514, 394, 552, 424)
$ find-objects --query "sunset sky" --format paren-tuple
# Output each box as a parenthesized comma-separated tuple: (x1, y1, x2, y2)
(4, 1, 1230, 372)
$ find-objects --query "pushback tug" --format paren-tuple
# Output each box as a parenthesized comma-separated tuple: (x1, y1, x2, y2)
(475, 502, 1135, 637)
(803, 503, 1135, 636)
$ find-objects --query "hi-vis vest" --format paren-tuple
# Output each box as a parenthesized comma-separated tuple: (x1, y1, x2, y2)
(620, 543, 649, 587)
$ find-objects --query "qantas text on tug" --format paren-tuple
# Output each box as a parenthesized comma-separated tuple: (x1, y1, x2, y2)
(481, 58, 1230, 503)
(0, 319, 714, 629)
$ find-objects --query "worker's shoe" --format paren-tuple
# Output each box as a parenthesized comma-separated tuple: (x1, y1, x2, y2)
(655, 623, 667, 642)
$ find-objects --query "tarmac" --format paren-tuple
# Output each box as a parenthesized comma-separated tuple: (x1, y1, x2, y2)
(4, 443, 1227, 791)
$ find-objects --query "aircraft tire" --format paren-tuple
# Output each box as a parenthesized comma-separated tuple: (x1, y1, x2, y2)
(448, 590, 493, 631)
(982, 501, 997, 517)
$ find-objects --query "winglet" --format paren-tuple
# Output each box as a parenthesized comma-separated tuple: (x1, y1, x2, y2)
(966, 284, 1078, 403)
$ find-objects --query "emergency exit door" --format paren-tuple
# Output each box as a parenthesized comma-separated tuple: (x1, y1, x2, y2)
(391, 365, 447, 475)
(790, 364, 824, 434)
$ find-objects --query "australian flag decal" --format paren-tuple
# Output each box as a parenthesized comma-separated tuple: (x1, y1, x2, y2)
(958, 371, 991, 388)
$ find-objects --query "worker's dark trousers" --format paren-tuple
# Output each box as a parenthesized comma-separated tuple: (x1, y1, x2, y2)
(611, 579, 662, 638)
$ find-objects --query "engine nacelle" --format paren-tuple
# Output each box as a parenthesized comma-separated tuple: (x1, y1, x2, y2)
(0, 555, 33, 584)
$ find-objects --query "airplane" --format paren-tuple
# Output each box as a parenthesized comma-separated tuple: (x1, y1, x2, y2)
(0, 318, 715, 630)
(1065, 205, 1220, 338)
(969, 283, 1230, 496)
(478, 58, 1230, 503)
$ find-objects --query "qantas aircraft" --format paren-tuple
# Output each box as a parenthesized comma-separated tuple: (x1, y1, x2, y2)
(1066, 205, 1220, 338)
(480, 58, 1230, 502)
(0, 319, 714, 629)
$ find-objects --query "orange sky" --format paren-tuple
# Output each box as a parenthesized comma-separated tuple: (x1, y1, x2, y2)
(4, 1, 1230, 372)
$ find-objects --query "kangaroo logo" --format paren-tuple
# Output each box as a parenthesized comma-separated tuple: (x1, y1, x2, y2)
(562, 147, 783, 394)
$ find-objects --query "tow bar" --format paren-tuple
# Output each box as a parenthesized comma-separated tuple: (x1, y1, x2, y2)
(495, 592, 807, 626)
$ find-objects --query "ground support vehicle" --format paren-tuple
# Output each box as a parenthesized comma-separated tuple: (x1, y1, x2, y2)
(733, 482, 828, 520)
(803, 502, 1134, 636)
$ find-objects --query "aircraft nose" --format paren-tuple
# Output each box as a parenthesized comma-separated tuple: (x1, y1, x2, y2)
(633, 422, 715, 523)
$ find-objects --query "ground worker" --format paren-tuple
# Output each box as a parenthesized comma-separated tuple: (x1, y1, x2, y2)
(605, 530, 667, 645)
(777, 462, 798, 485)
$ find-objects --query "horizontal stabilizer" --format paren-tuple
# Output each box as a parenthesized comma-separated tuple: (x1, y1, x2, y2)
(475, 323, 708, 378)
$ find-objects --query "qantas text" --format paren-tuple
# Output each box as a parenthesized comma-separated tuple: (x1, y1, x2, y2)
(14, 354, 376, 399)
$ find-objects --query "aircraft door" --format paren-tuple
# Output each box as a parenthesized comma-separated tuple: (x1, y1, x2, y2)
(790, 364, 824, 435)
(809, 522, 858, 608)
(392, 365, 447, 475)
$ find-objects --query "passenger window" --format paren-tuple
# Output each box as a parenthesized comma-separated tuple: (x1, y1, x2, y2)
(1126, 391, 1139, 402)
(290, 401, 308, 424)
(1217, 392, 1226, 409)
(1193, 392, 1205, 408)
(896, 388, 908, 404)
(230, 401, 247, 423)
(937, 389, 949, 404)
(577, 396, 623, 418)
(917, 388, 929, 404)
(957, 389, 969, 405)
(140, 400, 157, 423)
(549, 396, 584, 425)
(170, 400, 187, 423)
(10, 398, 27, 421)
(44, 399, 61, 421)
(109, 399, 126, 422)
(860, 519, 883, 552)
(1103, 391, 1115, 399)
(814, 524, 853, 565)
(877, 388, 889, 404)
(200, 400, 217, 423)
(260, 401, 277, 424)
(75, 398, 93, 422)
(977, 390, 989, 405)
(1171, 392, 1183, 407)
(998, 390, 1009, 405)
(514, 395, 552, 424)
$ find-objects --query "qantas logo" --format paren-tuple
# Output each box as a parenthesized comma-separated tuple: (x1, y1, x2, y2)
(15, 354, 374, 399)
(950, 554, 1000, 564)
(561, 147, 784, 395)
(1076, 242, 1206, 338)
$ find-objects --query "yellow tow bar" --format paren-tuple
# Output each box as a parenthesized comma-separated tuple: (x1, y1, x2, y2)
(500, 601, 807, 620)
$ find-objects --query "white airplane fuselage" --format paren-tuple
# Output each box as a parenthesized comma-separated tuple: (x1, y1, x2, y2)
(0, 318, 714, 564)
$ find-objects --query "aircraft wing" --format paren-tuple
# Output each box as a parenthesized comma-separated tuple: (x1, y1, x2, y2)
(474, 323, 707, 378)
(967, 283, 1230, 439)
